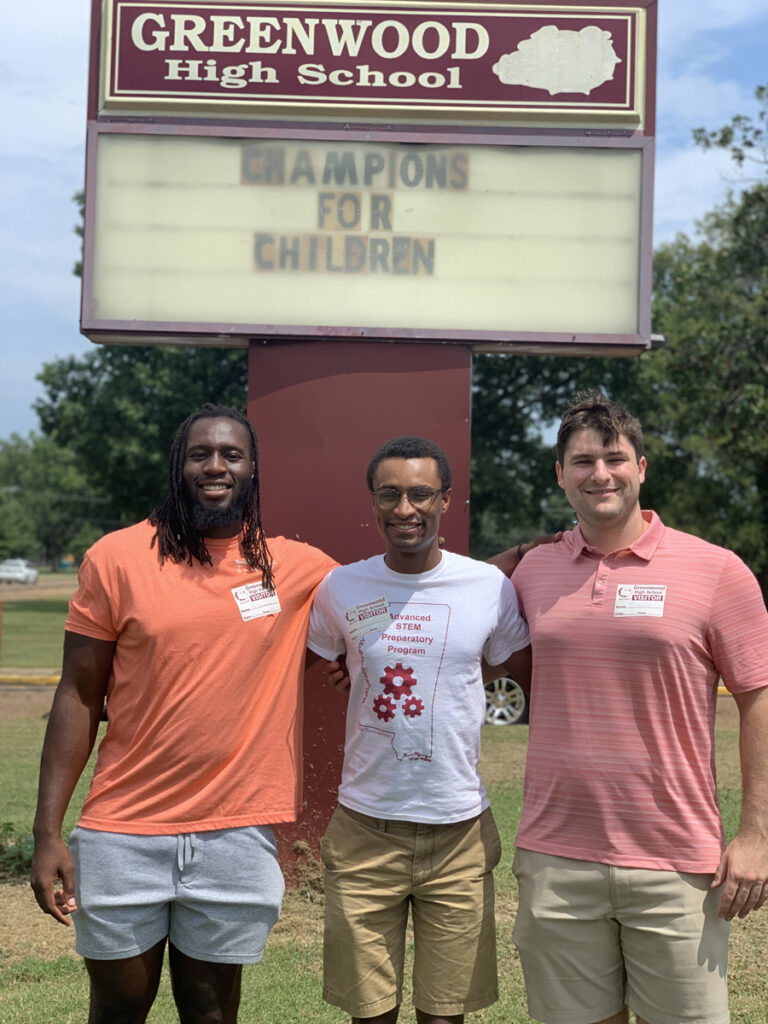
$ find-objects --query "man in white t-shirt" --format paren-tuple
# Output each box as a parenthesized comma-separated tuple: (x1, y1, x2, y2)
(307, 435, 531, 1024)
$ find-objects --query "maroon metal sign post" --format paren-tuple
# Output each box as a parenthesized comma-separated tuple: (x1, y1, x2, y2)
(80, 0, 658, 875)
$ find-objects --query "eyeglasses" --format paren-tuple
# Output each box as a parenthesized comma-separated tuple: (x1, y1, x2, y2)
(371, 487, 443, 511)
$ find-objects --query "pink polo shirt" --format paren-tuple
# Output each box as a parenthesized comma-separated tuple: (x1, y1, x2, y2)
(513, 511, 768, 873)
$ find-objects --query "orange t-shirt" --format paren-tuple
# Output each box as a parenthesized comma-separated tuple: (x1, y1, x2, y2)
(66, 521, 337, 834)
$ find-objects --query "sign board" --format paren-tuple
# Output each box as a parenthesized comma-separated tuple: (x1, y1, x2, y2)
(82, 0, 657, 353)
(102, 1, 648, 125)
(83, 126, 650, 348)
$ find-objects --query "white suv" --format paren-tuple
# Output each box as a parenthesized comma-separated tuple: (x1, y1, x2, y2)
(0, 559, 39, 584)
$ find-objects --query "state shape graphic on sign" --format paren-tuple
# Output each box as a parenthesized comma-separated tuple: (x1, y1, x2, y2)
(492, 25, 622, 95)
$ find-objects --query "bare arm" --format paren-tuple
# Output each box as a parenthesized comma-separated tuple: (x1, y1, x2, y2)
(484, 644, 532, 694)
(713, 685, 768, 920)
(30, 632, 115, 926)
(487, 533, 563, 578)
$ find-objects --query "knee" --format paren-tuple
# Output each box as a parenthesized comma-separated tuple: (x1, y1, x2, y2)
(168, 950, 242, 1024)
(88, 985, 155, 1024)
(86, 949, 164, 1024)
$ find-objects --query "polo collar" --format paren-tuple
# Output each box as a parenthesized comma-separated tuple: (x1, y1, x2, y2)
(570, 510, 664, 562)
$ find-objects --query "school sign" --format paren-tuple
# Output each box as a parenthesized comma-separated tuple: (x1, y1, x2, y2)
(81, 0, 658, 354)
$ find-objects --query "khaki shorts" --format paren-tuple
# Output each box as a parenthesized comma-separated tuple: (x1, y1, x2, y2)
(513, 849, 730, 1024)
(321, 804, 501, 1018)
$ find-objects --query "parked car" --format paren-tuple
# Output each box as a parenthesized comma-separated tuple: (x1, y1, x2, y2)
(0, 558, 39, 584)
(484, 674, 529, 725)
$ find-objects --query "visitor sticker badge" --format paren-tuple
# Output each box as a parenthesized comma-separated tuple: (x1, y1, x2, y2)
(231, 581, 281, 621)
(345, 597, 391, 640)
(614, 584, 667, 617)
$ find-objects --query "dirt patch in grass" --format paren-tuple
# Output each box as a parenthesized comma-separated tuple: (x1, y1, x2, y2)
(0, 686, 55, 720)
(0, 883, 80, 963)
(0, 577, 77, 602)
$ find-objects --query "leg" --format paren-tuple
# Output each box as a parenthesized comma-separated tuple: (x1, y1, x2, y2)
(512, 851, 626, 1024)
(591, 1013, 629, 1024)
(85, 938, 166, 1024)
(620, 869, 729, 1024)
(411, 811, 501, 1020)
(168, 943, 242, 1024)
(321, 807, 410, 1019)
(352, 1010, 400, 1024)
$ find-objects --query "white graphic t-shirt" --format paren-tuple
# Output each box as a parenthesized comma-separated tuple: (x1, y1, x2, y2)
(307, 551, 530, 823)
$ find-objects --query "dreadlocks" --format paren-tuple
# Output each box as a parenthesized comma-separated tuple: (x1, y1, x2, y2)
(149, 404, 274, 589)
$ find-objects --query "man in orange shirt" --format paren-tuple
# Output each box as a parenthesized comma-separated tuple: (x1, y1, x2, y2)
(30, 403, 337, 1024)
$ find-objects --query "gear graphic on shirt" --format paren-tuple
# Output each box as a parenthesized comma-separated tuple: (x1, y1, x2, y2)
(380, 663, 417, 699)
(401, 696, 424, 718)
(372, 693, 397, 722)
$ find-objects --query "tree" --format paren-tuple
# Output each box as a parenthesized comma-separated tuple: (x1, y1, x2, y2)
(35, 346, 248, 526)
(627, 190, 768, 595)
(693, 84, 768, 170)
(471, 86, 768, 601)
(470, 354, 625, 556)
(0, 434, 104, 566)
(30, 193, 249, 527)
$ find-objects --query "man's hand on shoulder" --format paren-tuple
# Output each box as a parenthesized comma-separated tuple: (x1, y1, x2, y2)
(487, 532, 563, 577)
(321, 656, 350, 694)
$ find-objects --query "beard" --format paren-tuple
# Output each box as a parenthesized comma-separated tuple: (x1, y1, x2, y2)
(186, 480, 254, 533)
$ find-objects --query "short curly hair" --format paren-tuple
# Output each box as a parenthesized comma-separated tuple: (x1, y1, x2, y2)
(366, 436, 452, 491)
(557, 391, 644, 465)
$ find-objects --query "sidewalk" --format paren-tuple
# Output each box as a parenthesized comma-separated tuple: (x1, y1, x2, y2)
(0, 667, 59, 685)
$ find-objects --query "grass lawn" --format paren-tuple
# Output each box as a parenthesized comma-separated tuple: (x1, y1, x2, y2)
(0, 598, 69, 668)
(1, 696, 766, 1022)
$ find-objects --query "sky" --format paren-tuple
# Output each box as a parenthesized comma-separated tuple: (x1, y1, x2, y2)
(1, 1, 767, 440)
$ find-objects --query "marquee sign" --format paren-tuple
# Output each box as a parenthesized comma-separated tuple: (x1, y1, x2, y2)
(82, 0, 658, 353)
(103, 1, 647, 123)
(81, 125, 652, 349)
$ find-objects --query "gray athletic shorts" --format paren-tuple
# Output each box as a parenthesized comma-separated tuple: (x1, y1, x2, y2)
(69, 825, 285, 963)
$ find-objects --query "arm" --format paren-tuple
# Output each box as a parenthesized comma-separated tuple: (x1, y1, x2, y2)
(487, 532, 563, 577)
(30, 631, 115, 926)
(319, 655, 350, 694)
(713, 685, 768, 920)
(484, 644, 532, 695)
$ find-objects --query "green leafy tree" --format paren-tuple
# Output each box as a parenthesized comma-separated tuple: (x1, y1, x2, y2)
(628, 192, 768, 595)
(35, 346, 248, 526)
(30, 193, 249, 528)
(471, 85, 768, 602)
(692, 84, 768, 170)
(469, 353, 641, 556)
(0, 435, 103, 566)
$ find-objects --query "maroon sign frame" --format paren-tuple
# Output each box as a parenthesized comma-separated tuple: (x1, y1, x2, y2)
(105, 0, 645, 121)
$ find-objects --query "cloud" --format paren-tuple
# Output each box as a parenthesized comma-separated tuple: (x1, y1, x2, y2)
(660, 0, 768, 55)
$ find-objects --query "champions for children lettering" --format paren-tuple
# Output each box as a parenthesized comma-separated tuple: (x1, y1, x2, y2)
(358, 602, 450, 762)
(614, 584, 666, 617)
(108, 2, 637, 115)
(231, 581, 282, 621)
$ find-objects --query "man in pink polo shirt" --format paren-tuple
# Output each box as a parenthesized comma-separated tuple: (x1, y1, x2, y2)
(509, 392, 768, 1024)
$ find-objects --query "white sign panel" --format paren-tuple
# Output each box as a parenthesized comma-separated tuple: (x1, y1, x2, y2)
(85, 131, 646, 341)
